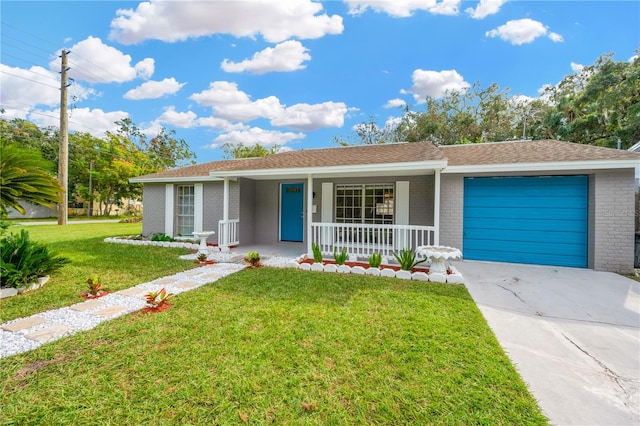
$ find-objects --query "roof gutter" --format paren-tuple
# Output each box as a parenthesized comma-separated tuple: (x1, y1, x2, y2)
(442, 159, 640, 174)
(129, 176, 224, 184)
(209, 160, 449, 178)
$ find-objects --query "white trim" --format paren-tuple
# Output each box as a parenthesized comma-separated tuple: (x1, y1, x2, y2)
(194, 183, 203, 233)
(164, 184, 174, 236)
(443, 160, 640, 174)
(307, 175, 313, 254)
(209, 160, 448, 179)
(434, 169, 441, 245)
(130, 176, 223, 183)
(321, 182, 333, 223)
(222, 177, 229, 248)
(396, 181, 409, 225)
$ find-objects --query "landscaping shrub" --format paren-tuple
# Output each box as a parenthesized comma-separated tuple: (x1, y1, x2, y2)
(0, 229, 70, 288)
(311, 242, 323, 263)
(150, 232, 174, 242)
(393, 248, 427, 271)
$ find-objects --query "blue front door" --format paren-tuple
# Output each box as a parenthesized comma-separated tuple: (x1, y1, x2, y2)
(281, 183, 304, 242)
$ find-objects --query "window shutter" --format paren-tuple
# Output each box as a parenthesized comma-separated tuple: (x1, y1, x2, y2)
(396, 181, 409, 225)
(165, 184, 174, 236)
(321, 182, 333, 222)
(194, 183, 203, 233)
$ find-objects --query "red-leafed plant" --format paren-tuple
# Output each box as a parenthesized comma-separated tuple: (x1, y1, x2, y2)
(143, 288, 174, 312)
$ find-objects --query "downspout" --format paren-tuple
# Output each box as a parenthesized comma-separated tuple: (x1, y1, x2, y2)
(307, 174, 313, 255)
(434, 168, 441, 246)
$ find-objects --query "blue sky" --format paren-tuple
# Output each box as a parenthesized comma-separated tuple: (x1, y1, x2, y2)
(1, 1, 638, 162)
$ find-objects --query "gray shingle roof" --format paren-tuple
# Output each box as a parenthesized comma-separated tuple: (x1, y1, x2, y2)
(133, 139, 640, 180)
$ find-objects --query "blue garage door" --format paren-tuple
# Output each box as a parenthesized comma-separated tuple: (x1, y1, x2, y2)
(463, 176, 588, 268)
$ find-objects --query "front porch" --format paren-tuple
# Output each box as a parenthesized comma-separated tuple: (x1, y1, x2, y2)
(216, 168, 443, 258)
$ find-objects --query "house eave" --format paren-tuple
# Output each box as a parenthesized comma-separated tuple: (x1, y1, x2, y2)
(442, 159, 640, 174)
(129, 176, 224, 184)
(209, 160, 448, 180)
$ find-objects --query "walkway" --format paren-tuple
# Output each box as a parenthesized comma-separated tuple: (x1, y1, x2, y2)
(0, 263, 244, 358)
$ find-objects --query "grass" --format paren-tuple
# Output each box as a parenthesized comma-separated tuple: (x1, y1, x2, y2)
(0, 267, 548, 424)
(0, 222, 195, 322)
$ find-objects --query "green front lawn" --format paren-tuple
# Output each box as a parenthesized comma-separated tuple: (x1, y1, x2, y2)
(0, 267, 547, 424)
(0, 222, 195, 322)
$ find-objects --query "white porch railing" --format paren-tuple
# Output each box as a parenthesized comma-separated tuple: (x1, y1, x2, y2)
(310, 222, 436, 257)
(218, 219, 240, 247)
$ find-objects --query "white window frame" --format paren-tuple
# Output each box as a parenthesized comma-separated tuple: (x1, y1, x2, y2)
(335, 183, 394, 225)
(176, 185, 195, 236)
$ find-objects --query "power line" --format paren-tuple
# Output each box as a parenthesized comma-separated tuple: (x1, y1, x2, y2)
(0, 70, 59, 89)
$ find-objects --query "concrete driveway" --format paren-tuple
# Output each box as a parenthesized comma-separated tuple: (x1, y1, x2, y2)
(452, 260, 640, 426)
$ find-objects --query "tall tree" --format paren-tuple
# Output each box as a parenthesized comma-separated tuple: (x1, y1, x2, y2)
(110, 118, 196, 168)
(333, 116, 401, 146)
(395, 82, 517, 145)
(543, 52, 640, 148)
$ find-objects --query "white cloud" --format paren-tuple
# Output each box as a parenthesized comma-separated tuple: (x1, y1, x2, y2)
(154, 106, 197, 128)
(190, 81, 348, 130)
(485, 18, 563, 45)
(629, 54, 638, 63)
(465, 0, 507, 19)
(110, 0, 343, 44)
(271, 102, 348, 130)
(570, 62, 584, 73)
(135, 58, 155, 80)
(210, 127, 305, 148)
(124, 78, 185, 100)
(31, 107, 128, 137)
(346, 0, 460, 17)
(221, 40, 311, 74)
(384, 98, 406, 109)
(196, 116, 235, 129)
(1, 64, 62, 111)
(401, 69, 470, 101)
(51, 37, 155, 83)
(548, 32, 563, 43)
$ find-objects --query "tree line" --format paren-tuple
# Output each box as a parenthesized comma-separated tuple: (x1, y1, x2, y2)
(0, 117, 196, 216)
(335, 52, 640, 149)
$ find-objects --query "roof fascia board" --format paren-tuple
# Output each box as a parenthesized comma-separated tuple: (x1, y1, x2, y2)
(442, 159, 640, 174)
(209, 160, 448, 178)
(129, 176, 224, 184)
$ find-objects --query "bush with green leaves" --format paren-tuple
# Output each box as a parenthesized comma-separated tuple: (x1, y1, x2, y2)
(368, 252, 382, 268)
(0, 229, 70, 288)
(333, 247, 348, 265)
(393, 248, 427, 271)
(150, 233, 174, 242)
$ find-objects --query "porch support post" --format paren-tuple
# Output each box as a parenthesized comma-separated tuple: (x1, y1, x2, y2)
(307, 173, 313, 256)
(222, 177, 229, 251)
(434, 168, 441, 246)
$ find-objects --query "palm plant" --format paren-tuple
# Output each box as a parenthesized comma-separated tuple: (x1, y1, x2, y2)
(0, 140, 62, 215)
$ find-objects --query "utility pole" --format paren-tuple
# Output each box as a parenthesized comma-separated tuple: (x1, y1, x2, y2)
(88, 159, 94, 217)
(58, 49, 70, 225)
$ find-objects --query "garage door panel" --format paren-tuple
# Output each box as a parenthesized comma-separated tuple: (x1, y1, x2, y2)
(463, 176, 588, 268)
(464, 196, 586, 209)
(464, 238, 587, 257)
(464, 206, 587, 220)
(465, 247, 587, 268)
(464, 228, 587, 245)
(464, 216, 587, 233)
